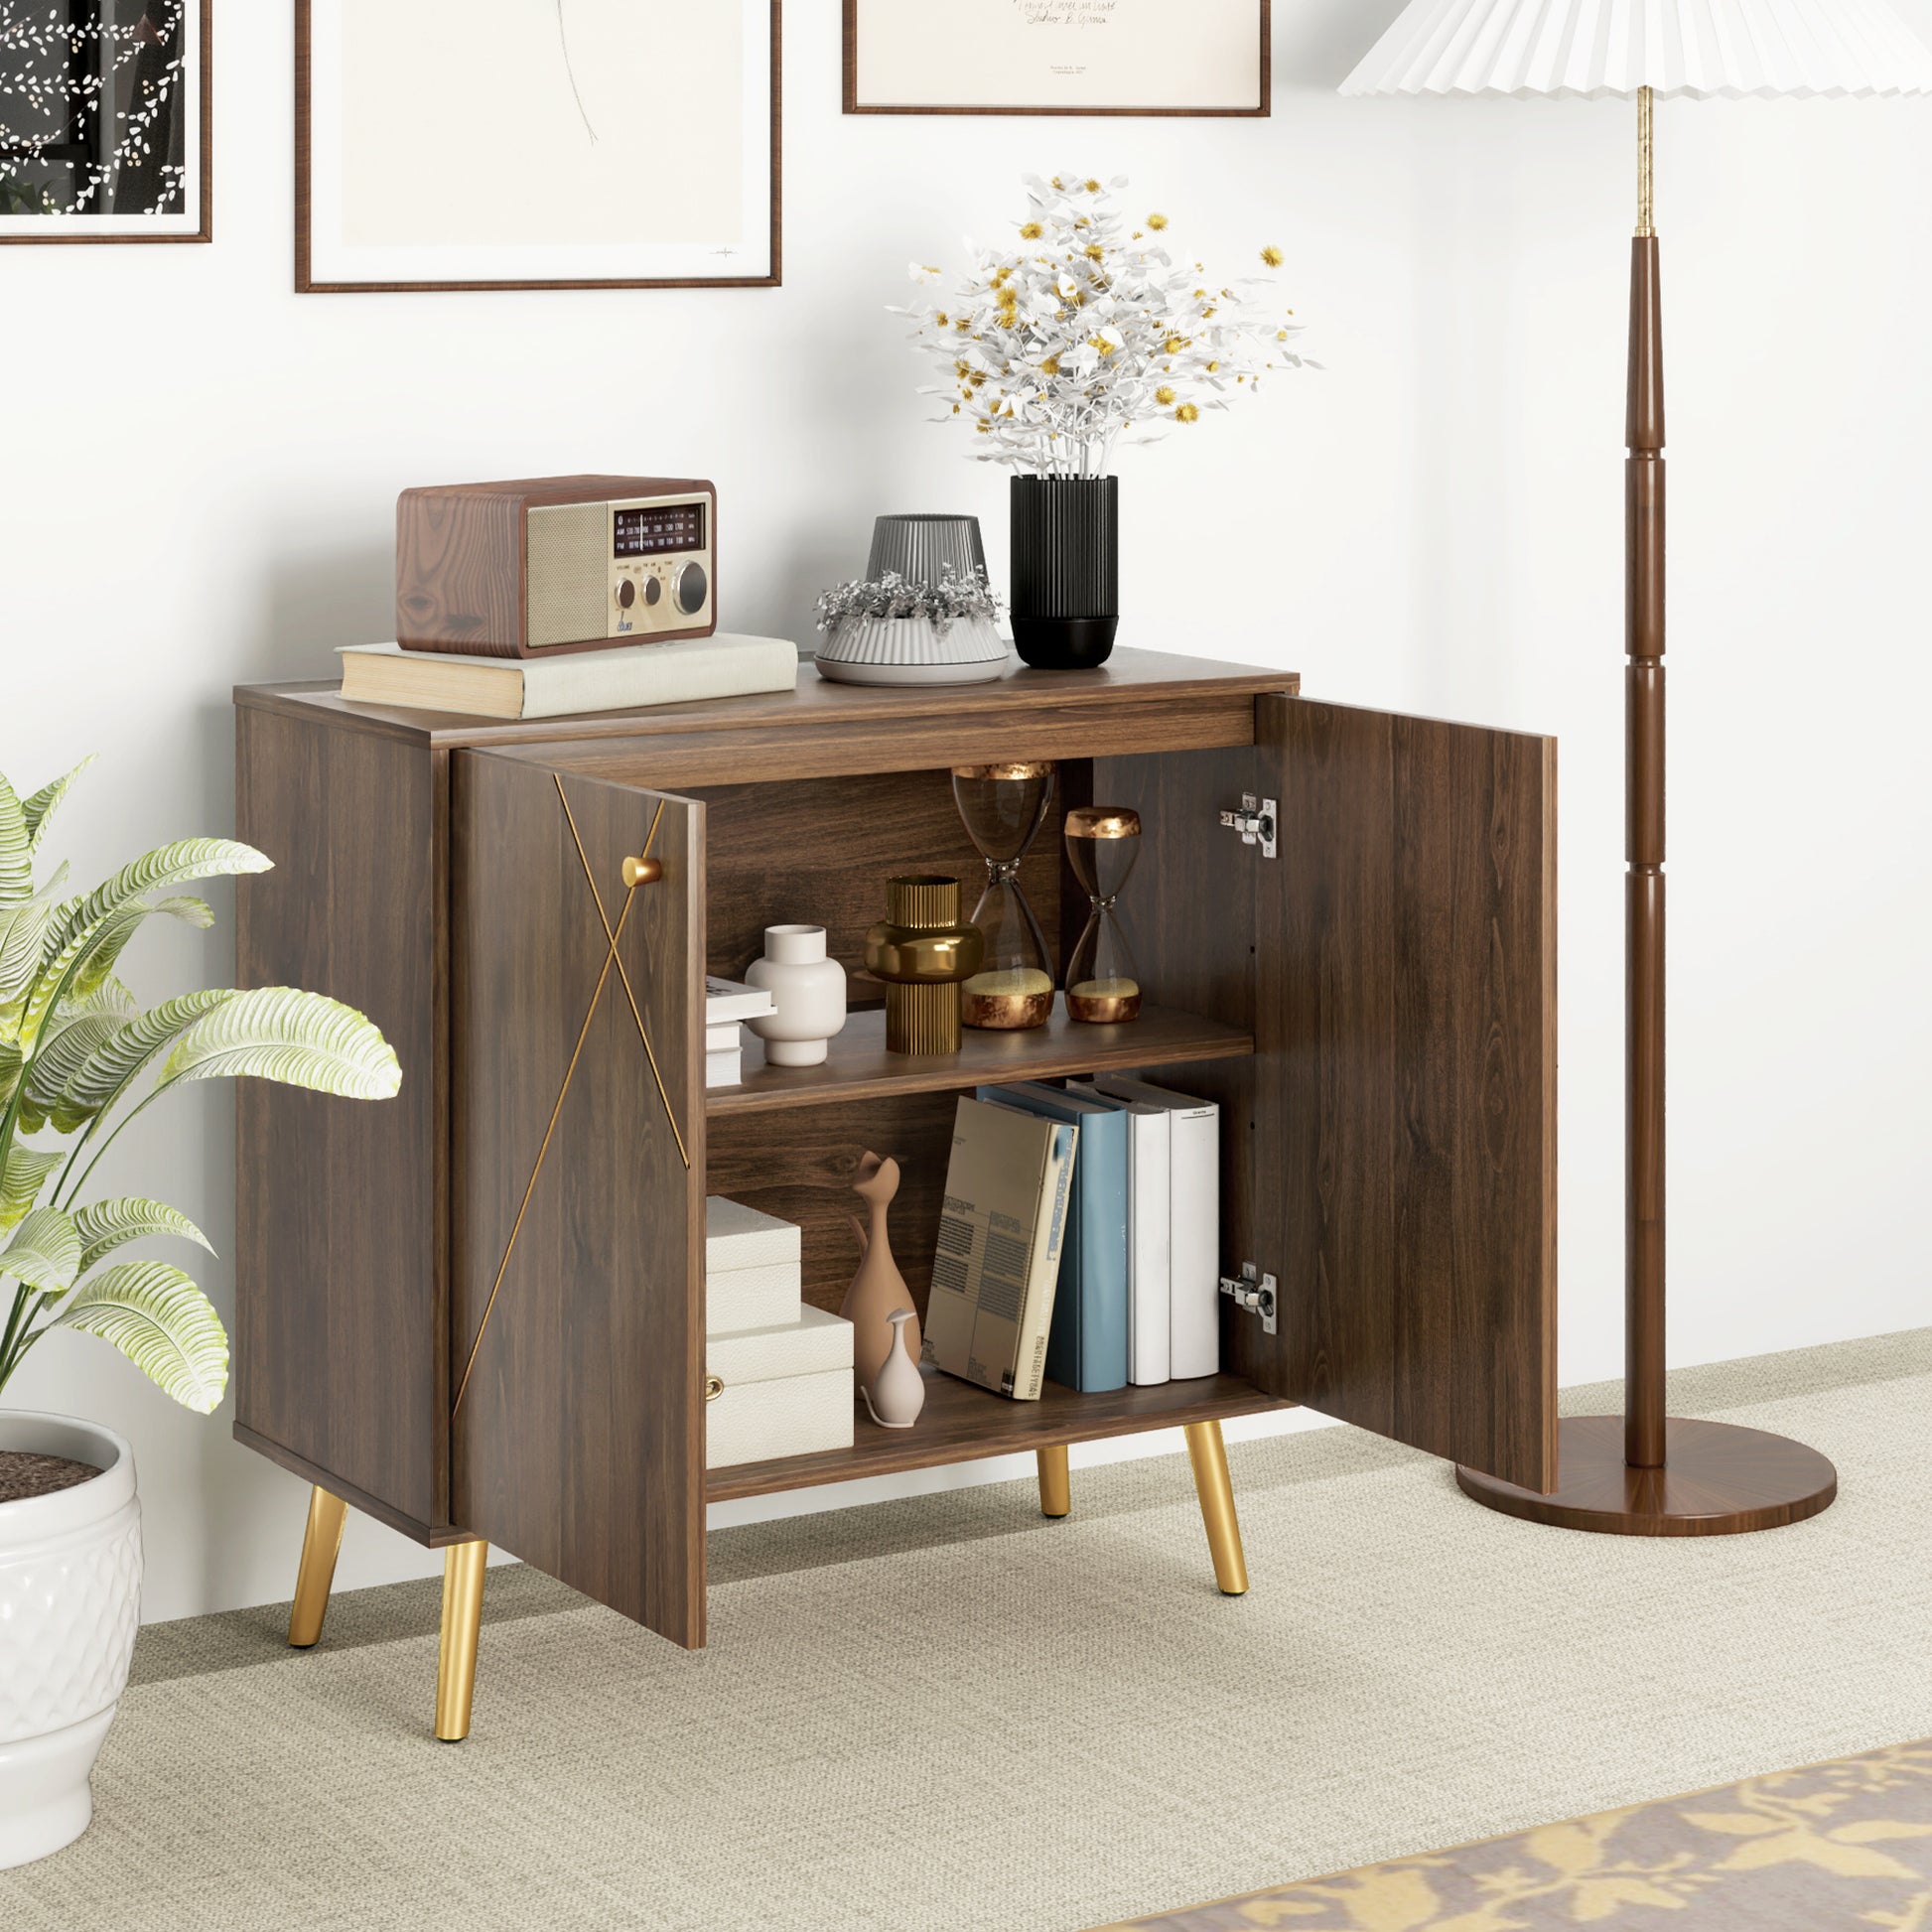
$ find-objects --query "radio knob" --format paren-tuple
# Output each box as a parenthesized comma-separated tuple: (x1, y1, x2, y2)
(673, 562, 708, 617)
(643, 576, 662, 607)
(617, 578, 636, 610)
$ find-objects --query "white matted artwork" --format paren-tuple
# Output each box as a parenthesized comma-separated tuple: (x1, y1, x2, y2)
(844, 0, 1269, 116)
(298, 0, 780, 292)
(0, 0, 209, 244)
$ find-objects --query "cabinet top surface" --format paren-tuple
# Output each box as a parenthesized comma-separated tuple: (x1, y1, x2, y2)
(233, 646, 1300, 752)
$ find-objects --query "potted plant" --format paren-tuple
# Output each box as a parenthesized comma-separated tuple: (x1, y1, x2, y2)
(896, 173, 1309, 668)
(812, 565, 1009, 686)
(0, 759, 399, 1869)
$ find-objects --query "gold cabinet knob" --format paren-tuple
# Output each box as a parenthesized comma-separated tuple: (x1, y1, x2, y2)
(705, 1375, 724, 1403)
(622, 855, 663, 890)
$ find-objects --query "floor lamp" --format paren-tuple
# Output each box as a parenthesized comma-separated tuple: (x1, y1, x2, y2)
(1341, 1, 1932, 1535)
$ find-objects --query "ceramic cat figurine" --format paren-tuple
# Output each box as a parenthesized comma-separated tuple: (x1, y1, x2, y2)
(841, 1152, 921, 1399)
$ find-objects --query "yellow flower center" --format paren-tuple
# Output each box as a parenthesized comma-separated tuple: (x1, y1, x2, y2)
(1155, 385, 1176, 406)
(1261, 245, 1284, 268)
(1020, 221, 1042, 240)
(1039, 355, 1061, 375)
(1175, 403, 1199, 424)
(1147, 212, 1169, 230)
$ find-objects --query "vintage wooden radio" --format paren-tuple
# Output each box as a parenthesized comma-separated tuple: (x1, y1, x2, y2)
(396, 476, 717, 658)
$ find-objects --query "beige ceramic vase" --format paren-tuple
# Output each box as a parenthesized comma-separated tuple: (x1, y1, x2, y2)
(842, 1153, 921, 1398)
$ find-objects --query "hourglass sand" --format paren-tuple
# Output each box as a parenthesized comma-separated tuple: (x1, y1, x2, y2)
(951, 762, 1057, 1030)
(1063, 806, 1143, 1024)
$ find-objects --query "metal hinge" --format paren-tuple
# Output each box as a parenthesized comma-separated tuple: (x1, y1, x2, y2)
(1218, 793, 1278, 860)
(1219, 1263, 1278, 1335)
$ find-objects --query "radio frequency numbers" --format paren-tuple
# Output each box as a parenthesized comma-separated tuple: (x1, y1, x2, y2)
(614, 503, 706, 558)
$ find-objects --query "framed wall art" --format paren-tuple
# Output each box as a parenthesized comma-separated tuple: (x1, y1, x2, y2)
(297, 0, 780, 294)
(0, 0, 210, 244)
(843, 0, 1269, 117)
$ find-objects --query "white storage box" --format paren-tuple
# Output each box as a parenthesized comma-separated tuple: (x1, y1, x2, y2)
(706, 1196, 799, 1272)
(706, 1196, 804, 1336)
(706, 1305, 855, 1469)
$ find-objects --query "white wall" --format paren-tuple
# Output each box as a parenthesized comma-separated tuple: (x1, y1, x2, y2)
(4, 2, 1928, 1623)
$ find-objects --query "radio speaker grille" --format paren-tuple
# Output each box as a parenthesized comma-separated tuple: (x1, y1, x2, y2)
(526, 504, 609, 648)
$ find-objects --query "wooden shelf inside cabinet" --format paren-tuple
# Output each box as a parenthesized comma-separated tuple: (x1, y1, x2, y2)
(706, 1369, 1290, 1503)
(707, 1004, 1255, 1116)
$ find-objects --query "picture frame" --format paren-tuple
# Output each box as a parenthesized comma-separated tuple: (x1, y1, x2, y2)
(296, 0, 781, 295)
(843, 0, 1270, 118)
(0, 0, 211, 245)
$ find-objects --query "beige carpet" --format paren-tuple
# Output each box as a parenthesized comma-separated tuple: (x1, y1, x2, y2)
(5, 1332, 1929, 1932)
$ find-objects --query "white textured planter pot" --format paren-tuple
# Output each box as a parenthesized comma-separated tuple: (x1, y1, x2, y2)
(0, 1413, 141, 1869)
(814, 615, 1010, 687)
(745, 924, 849, 1067)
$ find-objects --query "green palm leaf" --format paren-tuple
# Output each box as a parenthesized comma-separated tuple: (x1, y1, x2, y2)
(0, 867, 69, 1006)
(1, 1144, 62, 1233)
(26, 887, 220, 1043)
(0, 774, 28, 905)
(159, 987, 402, 1101)
(54, 1261, 228, 1414)
(70, 1197, 212, 1275)
(2, 1207, 80, 1294)
(22, 757, 95, 858)
(0, 1039, 19, 1110)
(20, 1011, 130, 1134)
(25, 839, 270, 1042)
(52, 990, 237, 1136)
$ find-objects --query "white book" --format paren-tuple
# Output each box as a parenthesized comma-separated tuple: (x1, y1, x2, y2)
(1092, 1075, 1220, 1379)
(706, 1046, 742, 1089)
(1069, 1082, 1173, 1387)
(338, 634, 800, 722)
(705, 1022, 741, 1052)
(706, 977, 775, 1025)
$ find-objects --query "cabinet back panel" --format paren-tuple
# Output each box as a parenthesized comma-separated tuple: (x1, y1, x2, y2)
(693, 768, 1061, 991)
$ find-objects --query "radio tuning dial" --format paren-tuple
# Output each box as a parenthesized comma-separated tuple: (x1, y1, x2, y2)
(643, 576, 662, 607)
(673, 562, 709, 617)
(616, 579, 636, 611)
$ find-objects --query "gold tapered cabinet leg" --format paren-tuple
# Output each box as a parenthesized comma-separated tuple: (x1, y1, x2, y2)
(1036, 1444, 1071, 1518)
(287, 1487, 347, 1648)
(1183, 1421, 1249, 1596)
(434, 1541, 487, 1742)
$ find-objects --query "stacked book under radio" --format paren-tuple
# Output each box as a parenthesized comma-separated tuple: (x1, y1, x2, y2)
(337, 635, 800, 720)
(705, 1198, 854, 1470)
(923, 1076, 1221, 1402)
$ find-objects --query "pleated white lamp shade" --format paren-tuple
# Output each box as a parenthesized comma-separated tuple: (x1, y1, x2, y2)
(1341, 0, 1932, 98)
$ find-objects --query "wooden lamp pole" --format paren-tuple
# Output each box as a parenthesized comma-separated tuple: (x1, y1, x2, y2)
(1457, 95, 1840, 1534)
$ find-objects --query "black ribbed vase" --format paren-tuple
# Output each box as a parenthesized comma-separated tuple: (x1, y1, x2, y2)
(1010, 476, 1119, 670)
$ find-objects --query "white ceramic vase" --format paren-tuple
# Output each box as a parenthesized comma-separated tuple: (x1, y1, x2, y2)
(863, 1310, 926, 1430)
(815, 615, 1010, 687)
(745, 925, 848, 1067)
(0, 1412, 142, 1869)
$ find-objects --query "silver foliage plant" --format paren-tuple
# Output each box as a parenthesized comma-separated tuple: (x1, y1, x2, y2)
(814, 566, 1005, 637)
(0, 760, 401, 1414)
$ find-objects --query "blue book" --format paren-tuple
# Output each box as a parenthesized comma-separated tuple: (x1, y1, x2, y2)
(979, 1082, 1129, 1393)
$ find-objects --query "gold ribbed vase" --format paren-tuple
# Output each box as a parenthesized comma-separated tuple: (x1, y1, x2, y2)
(864, 875, 984, 1056)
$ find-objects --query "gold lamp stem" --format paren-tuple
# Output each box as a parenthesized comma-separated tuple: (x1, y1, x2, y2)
(1636, 85, 1655, 237)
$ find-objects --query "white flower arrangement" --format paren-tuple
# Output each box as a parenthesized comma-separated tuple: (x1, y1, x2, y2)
(815, 566, 1004, 637)
(893, 172, 1308, 479)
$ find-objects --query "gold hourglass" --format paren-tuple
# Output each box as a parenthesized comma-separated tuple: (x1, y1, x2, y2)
(1063, 807, 1143, 1024)
(951, 762, 1057, 1030)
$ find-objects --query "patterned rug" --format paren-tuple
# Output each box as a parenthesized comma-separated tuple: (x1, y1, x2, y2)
(1100, 1740, 1932, 1930)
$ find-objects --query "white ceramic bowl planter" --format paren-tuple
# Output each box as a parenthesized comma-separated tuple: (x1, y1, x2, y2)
(745, 925, 849, 1067)
(0, 1412, 141, 1869)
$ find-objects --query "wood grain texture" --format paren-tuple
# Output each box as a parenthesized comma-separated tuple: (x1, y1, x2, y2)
(296, 1, 782, 292)
(1457, 1416, 1836, 1536)
(1254, 695, 1558, 1493)
(234, 705, 449, 1532)
(1091, 744, 1268, 1384)
(840, 0, 1271, 117)
(450, 755, 705, 1644)
(1, 0, 211, 247)
(707, 1367, 1287, 1501)
(711, 1005, 1252, 1117)
(693, 765, 1058, 989)
(235, 650, 1300, 757)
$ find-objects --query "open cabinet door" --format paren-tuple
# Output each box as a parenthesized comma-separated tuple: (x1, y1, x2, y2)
(1251, 696, 1558, 1493)
(449, 751, 706, 1645)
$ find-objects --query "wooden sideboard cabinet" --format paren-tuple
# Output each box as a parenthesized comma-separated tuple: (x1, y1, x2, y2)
(232, 650, 1557, 1738)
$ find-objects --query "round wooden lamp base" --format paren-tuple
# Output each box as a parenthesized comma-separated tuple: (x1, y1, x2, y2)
(1456, 1415, 1838, 1537)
